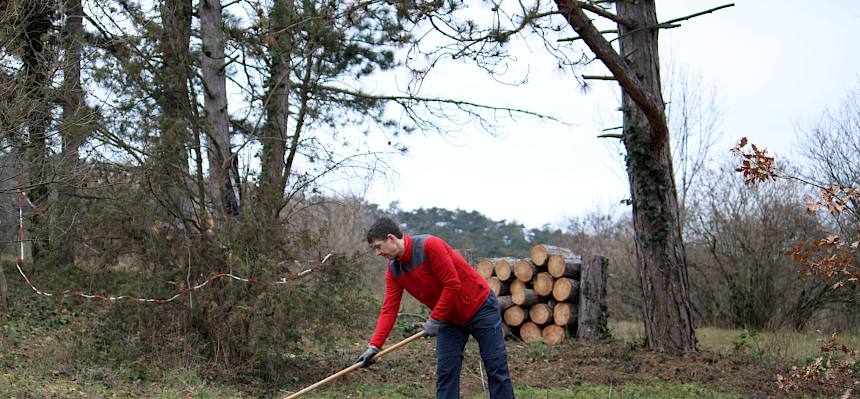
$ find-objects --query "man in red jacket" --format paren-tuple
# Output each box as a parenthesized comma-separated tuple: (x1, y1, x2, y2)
(358, 217, 515, 399)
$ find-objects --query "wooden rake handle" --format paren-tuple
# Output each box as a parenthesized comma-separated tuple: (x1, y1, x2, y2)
(283, 331, 425, 399)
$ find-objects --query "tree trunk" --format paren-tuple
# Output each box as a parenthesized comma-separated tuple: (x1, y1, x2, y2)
(260, 0, 294, 220)
(555, 0, 697, 352)
(156, 0, 194, 230)
(55, 0, 86, 266)
(21, 0, 53, 261)
(577, 255, 608, 341)
(200, 0, 234, 218)
(616, 1, 696, 353)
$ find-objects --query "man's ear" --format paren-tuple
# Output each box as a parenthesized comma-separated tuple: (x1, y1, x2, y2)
(386, 233, 397, 241)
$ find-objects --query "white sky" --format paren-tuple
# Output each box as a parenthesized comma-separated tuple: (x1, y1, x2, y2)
(342, 0, 860, 229)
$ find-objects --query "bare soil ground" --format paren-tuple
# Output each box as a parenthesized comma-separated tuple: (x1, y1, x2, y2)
(282, 336, 838, 399)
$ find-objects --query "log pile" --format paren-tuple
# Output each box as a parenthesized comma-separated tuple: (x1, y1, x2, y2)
(479, 244, 607, 345)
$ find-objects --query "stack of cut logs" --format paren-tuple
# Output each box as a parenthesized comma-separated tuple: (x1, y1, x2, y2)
(476, 244, 606, 345)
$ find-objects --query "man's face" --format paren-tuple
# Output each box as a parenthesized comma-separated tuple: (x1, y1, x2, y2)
(370, 235, 400, 260)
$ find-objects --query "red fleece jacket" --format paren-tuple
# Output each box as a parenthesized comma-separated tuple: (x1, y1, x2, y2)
(369, 234, 491, 348)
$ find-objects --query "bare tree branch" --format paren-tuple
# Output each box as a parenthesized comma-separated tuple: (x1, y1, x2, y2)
(555, 0, 669, 150)
(580, 3, 633, 27)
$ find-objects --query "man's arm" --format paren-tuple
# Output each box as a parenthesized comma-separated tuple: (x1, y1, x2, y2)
(369, 268, 404, 348)
(424, 237, 462, 321)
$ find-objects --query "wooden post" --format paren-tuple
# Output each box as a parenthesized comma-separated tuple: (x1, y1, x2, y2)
(578, 255, 609, 341)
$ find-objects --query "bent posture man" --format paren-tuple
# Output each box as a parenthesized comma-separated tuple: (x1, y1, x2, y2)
(358, 217, 515, 399)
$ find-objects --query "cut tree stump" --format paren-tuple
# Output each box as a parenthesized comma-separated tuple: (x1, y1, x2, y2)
(552, 277, 579, 302)
(578, 255, 609, 341)
(520, 321, 542, 343)
(530, 244, 577, 267)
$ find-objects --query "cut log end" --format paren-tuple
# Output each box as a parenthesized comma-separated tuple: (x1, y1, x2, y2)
(512, 287, 540, 306)
(503, 305, 527, 327)
(542, 324, 566, 345)
(553, 302, 578, 326)
(533, 272, 554, 297)
(547, 254, 582, 278)
(520, 321, 542, 343)
(528, 303, 553, 325)
(476, 258, 494, 279)
(552, 277, 579, 302)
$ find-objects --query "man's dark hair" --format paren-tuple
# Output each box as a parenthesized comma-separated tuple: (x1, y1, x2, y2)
(366, 217, 403, 243)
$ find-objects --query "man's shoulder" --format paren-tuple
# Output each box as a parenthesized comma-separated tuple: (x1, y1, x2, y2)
(412, 234, 446, 248)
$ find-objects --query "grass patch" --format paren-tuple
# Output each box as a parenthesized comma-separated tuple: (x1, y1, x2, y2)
(609, 320, 860, 365)
(291, 381, 744, 399)
(0, 368, 252, 399)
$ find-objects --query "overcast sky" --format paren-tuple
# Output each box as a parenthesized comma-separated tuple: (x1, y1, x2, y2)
(341, 1, 860, 229)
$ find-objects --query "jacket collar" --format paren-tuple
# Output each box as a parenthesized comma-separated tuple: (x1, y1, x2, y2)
(395, 234, 413, 264)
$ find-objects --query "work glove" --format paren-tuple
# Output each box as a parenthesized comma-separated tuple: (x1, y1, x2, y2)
(423, 317, 442, 337)
(358, 345, 379, 368)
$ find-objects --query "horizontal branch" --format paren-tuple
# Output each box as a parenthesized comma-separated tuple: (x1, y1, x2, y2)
(661, 3, 735, 26)
(318, 85, 567, 124)
(582, 75, 617, 81)
(610, 3, 733, 43)
(597, 133, 622, 139)
(558, 29, 617, 42)
(580, 3, 633, 27)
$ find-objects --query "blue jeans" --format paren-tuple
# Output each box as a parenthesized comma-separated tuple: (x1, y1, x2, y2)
(436, 292, 515, 399)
